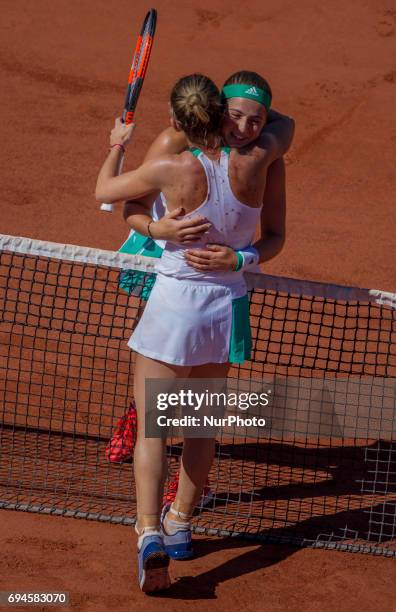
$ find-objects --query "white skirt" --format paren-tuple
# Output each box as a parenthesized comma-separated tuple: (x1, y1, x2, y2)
(128, 273, 248, 366)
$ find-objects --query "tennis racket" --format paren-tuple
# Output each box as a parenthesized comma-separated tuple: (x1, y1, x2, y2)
(101, 9, 157, 212)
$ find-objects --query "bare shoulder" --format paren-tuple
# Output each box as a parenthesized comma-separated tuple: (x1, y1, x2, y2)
(144, 127, 188, 162)
(177, 150, 204, 172)
(229, 142, 271, 168)
(143, 151, 199, 184)
(162, 127, 188, 149)
(145, 153, 179, 169)
(152, 150, 196, 169)
(153, 127, 188, 152)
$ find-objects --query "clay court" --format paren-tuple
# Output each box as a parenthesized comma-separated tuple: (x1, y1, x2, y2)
(1, 0, 396, 610)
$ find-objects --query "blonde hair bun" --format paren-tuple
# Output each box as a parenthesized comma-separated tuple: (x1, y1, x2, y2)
(170, 74, 222, 147)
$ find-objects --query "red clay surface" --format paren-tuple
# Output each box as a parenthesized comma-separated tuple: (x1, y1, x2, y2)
(1, 511, 395, 612)
(1, 0, 396, 609)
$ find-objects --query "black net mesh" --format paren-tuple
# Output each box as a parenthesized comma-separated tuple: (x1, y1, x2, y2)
(0, 237, 395, 555)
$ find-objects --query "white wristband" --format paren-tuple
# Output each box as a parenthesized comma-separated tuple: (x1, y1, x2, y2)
(238, 246, 259, 270)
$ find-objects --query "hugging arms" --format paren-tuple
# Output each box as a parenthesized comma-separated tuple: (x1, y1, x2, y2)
(122, 120, 288, 273)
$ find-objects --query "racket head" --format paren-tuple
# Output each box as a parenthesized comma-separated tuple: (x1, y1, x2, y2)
(100, 10, 157, 214)
(123, 9, 157, 124)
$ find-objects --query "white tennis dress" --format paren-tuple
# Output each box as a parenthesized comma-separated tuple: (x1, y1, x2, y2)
(128, 148, 261, 366)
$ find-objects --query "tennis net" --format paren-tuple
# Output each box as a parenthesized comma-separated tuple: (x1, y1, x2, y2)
(0, 234, 395, 556)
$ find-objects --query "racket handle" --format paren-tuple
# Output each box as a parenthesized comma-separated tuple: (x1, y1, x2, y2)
(99, 152, 125, 213)
(100, 203, 114, 212)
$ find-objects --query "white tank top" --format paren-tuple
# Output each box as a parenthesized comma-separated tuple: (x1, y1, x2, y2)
(157, 148, 262, 284)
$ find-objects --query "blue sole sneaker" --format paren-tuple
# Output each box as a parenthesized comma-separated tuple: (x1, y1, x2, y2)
(137, 532, 171, 593)
(160, 504, 193, 560)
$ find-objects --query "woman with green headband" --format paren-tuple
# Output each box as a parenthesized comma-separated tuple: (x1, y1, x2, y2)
(97, 72, 293, 593)
(221, 71, 272, 147)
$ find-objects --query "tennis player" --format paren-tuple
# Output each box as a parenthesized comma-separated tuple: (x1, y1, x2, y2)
(96, 73, 294, 592)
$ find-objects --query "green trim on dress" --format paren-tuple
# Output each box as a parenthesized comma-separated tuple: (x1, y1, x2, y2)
(118, 232, 162, 300)
(189, 147, 201, 158)
(229, 294, 252, 363)
(119, 232, 163, 258)
(118, 269, 156, 301)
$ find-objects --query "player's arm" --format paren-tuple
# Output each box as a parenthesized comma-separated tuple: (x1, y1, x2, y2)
(256, 109, 295, 165)
(96, 121, 173, 204)
(96, 153, 172, 203)
(253, 157, 286, 263)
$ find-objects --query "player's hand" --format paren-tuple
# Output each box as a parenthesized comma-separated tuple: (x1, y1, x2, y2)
(110, 117, 135, 148)
(150, 208, 211, 244)
(184, 244, 238, 272)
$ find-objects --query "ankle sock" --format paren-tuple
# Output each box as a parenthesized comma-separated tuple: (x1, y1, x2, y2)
(163, 503, 191, 535)
(135, 525, 161, 549)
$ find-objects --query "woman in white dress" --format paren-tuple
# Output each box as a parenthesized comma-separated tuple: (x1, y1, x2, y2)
(96, 73, 294, 592)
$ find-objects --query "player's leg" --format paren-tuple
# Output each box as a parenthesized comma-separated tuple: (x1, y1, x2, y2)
(176, 361, 229, 511)
(161, 362, 230, 558)
(133, 353, 191, 530)
(133, 353, 191, 590)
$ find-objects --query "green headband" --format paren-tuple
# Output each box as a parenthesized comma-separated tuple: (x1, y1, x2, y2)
(222, 84, 271, 111)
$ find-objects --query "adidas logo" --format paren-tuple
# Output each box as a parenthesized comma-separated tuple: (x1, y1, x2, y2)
(245, 86, 259, 96)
